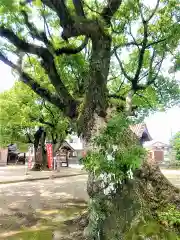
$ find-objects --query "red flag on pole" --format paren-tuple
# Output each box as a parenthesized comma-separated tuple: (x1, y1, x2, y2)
(46, 143, 53, 169)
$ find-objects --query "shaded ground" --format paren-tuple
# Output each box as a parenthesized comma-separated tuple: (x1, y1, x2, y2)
(0, 175, 88, 239)
(0, 169, 179, 239)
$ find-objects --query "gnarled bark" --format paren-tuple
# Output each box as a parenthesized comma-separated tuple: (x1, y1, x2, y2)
(102, 162, 180, 239)
(32, 127, 48, 171)
(84, 113, 180, 239)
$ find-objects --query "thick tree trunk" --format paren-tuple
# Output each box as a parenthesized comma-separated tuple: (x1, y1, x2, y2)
(32, 129, 48, 171)
(84, 114, 180, 239)
(32, 148, 42, 171)
(102, 162, 180, 239)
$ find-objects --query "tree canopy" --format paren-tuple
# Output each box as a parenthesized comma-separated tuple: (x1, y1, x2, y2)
(0, 0, 179, 140)
(0, 81, 69, 150)
(172, 131, 180, 161)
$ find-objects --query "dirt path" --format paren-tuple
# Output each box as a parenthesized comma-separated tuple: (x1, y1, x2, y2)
(161, 169, 180, 188)
(0, 170, 179, 239)
(0, 175, 88, 239)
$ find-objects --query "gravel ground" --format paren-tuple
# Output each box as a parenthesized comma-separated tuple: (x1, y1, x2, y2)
(0, 170, 179, 239)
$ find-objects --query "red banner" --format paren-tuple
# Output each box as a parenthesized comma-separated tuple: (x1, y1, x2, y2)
(46, 143, 53, 169)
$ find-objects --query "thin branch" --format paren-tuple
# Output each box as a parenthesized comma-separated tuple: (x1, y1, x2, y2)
(128, 19, 141, 50)
(110, 21, 126, 35)
(138, 70, 149, 82)
(146, 38, 167, 48)
(114, 49, 133, 82)
(135, 92, 154, 109)
(118, 79, 125, 91)
(25, 132, 33, 143)
(111, 38, 167, 56)
(147, 53, 165, 85)
(39, 117, 55, 128)
(43, 101, 56, 123)
(136, 53, 165, 90)
(83, 1, 101, 15)
(137, 1, 145, 23)
(21, 9, 49, 46)
(154, 81, 164, 100)
(111, 41, 140, 56)
(107, 74, 120, 81)
(147, 0, 160, 22)
(138, 0, 160, 22)
(41, 4, 53, 42)
(23, 0, 73, 29)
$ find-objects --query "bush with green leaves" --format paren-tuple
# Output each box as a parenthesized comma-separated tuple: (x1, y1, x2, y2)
(171, 132, 180, 161)
(157, 204, 180, 227)
(83, 114, 147, 239)
(83, 114, 146, 183)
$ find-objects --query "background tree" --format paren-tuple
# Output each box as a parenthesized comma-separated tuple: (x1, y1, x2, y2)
(0, 81, 69, 168)
(0, 0, 180, 238)
(172, 131, 180, 161)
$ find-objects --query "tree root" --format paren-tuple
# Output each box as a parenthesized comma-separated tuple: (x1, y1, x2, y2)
(31, 163, 49, 171)
(103, 162, 180, 239)
(86, 161, 180, 239)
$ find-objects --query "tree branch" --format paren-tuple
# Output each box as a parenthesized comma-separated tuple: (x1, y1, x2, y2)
(73, 0, 85, 17)
(21, 8, 50, 47)
(135, 53, 165, 90)
(26, 0, 73, 27)
(0, 26, 46, 56)
(0, 52, 78, 118)
(83, 1, 101, 15)
(146, 49, 156, 83)
(114, 49, 133, 82)
(111, 41, 141, 56)
(108, 94, 125, 101)
(43, 101, 58, 126)
(25, 132, 33, 143)
(146, 38, 167, 48)
(146, 0, 160, 22)
(55, 37, 88, 55)
(39, 117, 55, 128)
(41, 4, 53, 42)
(135, 92, 154, 109)
(111, 38, 167, 56)
(133, 21, 148, 85)
(24, 0, 103, 41)
(0, 25, 79, 117)
(101, 0, 122, 25)
(128, 19, 141, 51)
(146, 53, 165, 85)
(137, 0, 160, 22)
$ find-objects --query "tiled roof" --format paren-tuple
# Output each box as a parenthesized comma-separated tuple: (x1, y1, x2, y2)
(60, 141, 75, 151)
(130, 123, 152, 141)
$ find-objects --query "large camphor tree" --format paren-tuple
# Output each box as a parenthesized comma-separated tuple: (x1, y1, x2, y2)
(0, 0, 180, 238)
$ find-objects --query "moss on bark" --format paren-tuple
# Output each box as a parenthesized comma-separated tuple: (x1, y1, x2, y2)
(102, 162, 180, 239)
